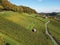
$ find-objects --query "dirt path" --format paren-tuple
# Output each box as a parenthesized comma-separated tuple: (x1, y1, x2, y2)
(45, 21, 58, 45)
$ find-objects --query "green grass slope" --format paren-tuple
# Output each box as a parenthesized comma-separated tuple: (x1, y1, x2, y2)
(0, 11, 53, 45)
(48, 18, 60, 45)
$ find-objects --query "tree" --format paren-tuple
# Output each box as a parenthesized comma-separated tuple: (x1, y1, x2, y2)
(0, 0, 37, 14)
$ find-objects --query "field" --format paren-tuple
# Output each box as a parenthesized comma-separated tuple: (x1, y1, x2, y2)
(0, 11, 60, 45)
(48, 18, 60, 45)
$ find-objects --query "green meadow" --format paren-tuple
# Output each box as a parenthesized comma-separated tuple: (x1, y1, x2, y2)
(0, 11, 55, 45)
(48, 18, 60, 45)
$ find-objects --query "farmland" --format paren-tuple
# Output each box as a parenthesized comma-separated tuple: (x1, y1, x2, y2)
(0, 0, 60, 45)
(0, 11, 54, 45)
(48, 18, 60, 45)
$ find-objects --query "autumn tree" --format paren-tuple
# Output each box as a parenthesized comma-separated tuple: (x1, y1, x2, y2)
(0, 0, 37, 14)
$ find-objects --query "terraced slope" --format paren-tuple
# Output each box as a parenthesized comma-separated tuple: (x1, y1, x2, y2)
(0, 11, 53, 45)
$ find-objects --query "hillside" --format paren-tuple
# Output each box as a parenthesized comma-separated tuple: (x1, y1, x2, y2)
(0, 0, 37, 14)
(48, 18, 60, 45)
(0, 0, 60, 45)
(0, 11, 60, 45)
(0, 11, 55, 45)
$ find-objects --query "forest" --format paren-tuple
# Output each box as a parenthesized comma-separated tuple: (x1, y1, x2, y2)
(0, 0, 37, 14)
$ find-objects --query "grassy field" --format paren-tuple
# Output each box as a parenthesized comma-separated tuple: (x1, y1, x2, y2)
(48, 18, 60, 45)
(0, 32, 21, 45)
(0, 35, 5, 45)
(0, 11, 58, 45)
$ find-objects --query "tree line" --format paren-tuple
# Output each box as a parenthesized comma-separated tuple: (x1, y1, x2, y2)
(0, 0, 37, 14)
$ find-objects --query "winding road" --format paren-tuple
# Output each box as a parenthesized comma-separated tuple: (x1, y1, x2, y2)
(45, 21, 58, 45)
